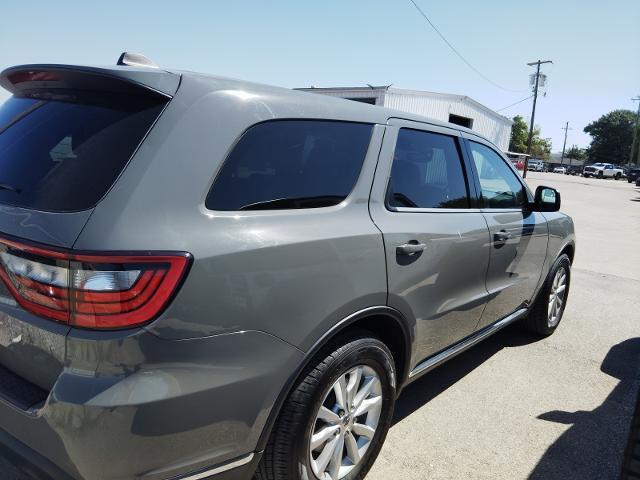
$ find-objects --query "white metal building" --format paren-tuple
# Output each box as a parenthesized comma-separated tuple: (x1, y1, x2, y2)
(296, 86, 513, 151)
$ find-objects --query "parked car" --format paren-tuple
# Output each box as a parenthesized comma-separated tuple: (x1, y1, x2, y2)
(553, 166, 567, 174)
(0, 56, 576, 480)
(527, 159, 544, 172)
(564, 165, 581, 176)
(583, 163, 624, 179)
(627, 168, 640, 183)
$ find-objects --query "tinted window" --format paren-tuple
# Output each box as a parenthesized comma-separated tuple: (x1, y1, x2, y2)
(469, 141, 526, 208)
(0, 93, 166, 212)
(387, 129, 469, 209)
(206, 121, 372, 211)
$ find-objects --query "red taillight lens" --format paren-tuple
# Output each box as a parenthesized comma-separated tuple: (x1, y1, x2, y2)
(0, 237, 190, 329)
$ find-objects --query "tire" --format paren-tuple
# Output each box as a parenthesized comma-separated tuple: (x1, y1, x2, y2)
(256, 333, 396, 480)
(598, 171, 603, 178)
(522, 254, 571, 336)
(615, 173, 621, 180)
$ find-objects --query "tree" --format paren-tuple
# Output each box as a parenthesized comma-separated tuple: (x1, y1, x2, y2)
(509, 115, 528, 152)
(565, 145, 586, 162)
(509, 115, 552, 159)
(530, 132, 552, 159)
(584, 109, 636, 164)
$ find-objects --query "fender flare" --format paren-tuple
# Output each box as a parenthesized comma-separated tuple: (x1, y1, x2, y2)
(255, 305, 413, 452)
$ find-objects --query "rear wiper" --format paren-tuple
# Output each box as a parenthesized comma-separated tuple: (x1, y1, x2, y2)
(0, 183, 21, 193)
(239, 196, 344, 210)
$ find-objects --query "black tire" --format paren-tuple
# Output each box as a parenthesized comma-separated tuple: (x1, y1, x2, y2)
(522, 254, 571, 336)
(615, 173, 621, 180)
(256, 333, 396, 480)
(598, 170, 604, 178)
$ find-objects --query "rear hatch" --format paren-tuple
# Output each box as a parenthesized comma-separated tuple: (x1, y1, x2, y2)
(0, 64, 178, 401)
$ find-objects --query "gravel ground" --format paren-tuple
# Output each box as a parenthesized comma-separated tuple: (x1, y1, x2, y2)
(2, 172, 640, 480)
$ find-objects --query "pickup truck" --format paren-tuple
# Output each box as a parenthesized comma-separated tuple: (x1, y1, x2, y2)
(583, 163, 623, 179)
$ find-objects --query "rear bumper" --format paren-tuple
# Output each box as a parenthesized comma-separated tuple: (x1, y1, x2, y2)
(0, 427, 74, 480)
(0, 326, 303, 480)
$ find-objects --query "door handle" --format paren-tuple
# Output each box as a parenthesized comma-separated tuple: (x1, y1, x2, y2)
(396, 242, 427, 256)
(494, 230, 512, 242)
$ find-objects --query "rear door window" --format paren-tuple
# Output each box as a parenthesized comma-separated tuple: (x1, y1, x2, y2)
(206, 120, 373, 211)
(0, 92, 167, 212)
(387, 128, 470, 209)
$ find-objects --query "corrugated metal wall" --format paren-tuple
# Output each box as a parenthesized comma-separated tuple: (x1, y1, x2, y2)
(301, 89, 385, 105)
(382, 91, 511, 150)
(297, 87, 512, 151)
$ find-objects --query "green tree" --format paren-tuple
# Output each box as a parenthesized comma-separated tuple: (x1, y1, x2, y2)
(509, 115, 552, 159)
(509, 115, 528, 152)
(584, 109, 636, 164)
(530, 132, 552, 159)
(565, 145, 586, 161)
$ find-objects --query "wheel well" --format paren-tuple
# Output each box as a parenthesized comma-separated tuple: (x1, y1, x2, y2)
(561, 244, 575, 264)
(338, 314, 410, 385)
(255, 309, 411, 452)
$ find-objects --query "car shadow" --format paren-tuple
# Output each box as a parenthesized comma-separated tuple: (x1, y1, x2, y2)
(392, 324, 540, 425)
(528, 338, 640, 479)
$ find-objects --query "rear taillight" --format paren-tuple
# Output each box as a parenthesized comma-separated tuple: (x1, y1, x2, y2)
(0, 237, 190, 329)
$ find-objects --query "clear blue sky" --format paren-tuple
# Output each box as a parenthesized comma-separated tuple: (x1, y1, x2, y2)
(1, 0, 638, 150)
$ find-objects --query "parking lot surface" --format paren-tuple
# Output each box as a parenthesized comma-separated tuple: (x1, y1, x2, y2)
(2, 172, 639, 479)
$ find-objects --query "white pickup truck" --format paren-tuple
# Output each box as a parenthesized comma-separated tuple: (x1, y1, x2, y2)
(582, 163, 624, 179)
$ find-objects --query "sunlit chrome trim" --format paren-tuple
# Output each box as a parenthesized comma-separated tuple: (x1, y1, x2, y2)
(176, 454, 254, 480)
(408, 308, 528, 380)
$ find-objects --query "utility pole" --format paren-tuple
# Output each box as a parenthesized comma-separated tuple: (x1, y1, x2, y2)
(560, 121, 571, 165)
(523, 59, 552, 179)
(631, 96, 640, 165)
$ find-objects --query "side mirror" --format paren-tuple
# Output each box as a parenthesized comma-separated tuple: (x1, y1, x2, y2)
(532, 186, 561, 212)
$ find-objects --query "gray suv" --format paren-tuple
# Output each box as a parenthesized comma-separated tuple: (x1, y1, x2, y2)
(0, 56, 575, 480)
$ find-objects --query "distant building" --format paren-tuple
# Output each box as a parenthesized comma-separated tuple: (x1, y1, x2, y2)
(549, 152, 585, 166)
(296, 85, 513, 150)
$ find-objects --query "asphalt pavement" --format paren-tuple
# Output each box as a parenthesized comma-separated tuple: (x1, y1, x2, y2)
(2, 172, 640, 480)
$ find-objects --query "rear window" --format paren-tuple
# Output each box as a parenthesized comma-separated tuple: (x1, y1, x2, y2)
(206, 120, 373, 211)
(0, 92, 167, 212)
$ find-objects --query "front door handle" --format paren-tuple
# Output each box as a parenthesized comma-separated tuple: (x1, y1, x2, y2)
(494, 230, 512, 243)
(396, 242, 427, 256)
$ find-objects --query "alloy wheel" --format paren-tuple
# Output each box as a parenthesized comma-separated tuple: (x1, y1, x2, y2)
(548, 267, 567, 327)
(309, 365, 383, 480)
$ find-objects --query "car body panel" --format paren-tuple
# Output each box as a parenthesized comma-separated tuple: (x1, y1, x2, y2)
(1, 325, 302, 480)
(73, 80, 389, 347)
(369, 121, 491, 367)
(476, 210, 548, 328)
(0, 63, 577, 480)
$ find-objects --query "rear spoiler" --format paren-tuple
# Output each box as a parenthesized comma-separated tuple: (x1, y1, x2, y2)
(0, 64, 180, 98)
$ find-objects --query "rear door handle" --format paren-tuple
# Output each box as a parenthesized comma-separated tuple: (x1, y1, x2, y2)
(396, 242, 427, 256)
(493, 230, 512, 242)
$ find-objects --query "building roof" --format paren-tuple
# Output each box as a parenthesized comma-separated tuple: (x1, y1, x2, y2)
(297, 86, 513, 125)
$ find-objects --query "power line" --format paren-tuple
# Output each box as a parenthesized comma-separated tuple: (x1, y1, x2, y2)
(408, 0, 525, 93)
(496, 95, 534, 112)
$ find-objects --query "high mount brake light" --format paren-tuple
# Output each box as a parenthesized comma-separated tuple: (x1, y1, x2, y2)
(0, 237, 190, 329)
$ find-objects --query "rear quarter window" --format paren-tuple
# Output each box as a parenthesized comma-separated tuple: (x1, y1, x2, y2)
(0, 92, 167, 212)
(206, 120, 373, 211)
